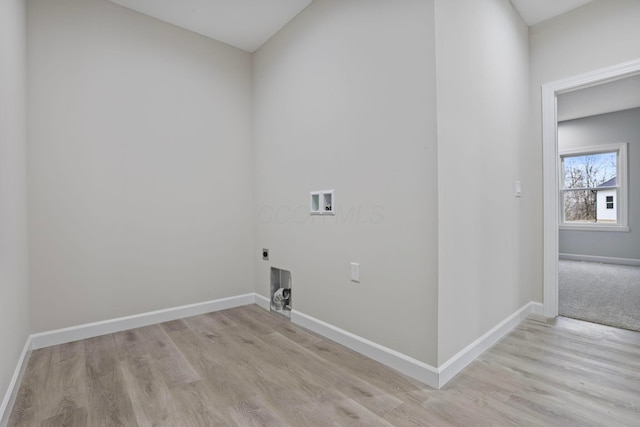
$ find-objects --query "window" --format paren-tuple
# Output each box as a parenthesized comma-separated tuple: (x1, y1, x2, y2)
(559, 143, 628, 231)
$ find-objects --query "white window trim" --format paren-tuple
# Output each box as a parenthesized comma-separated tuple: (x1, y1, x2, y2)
(558, 142, 628, 232)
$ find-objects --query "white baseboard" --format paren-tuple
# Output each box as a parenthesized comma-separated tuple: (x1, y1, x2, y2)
(30, 293, 255, 350)
(559, 253, 640, 267)
(254, 293, 271, 311)
(0, 337, 33, 427)
(531, 301, 544, 316)
(291, 301, 542, 389)
(292, 310, 440, 388)
(2, 293, 543, 425)
(1, 293, 256, 423)
(437, 301, 543, 387)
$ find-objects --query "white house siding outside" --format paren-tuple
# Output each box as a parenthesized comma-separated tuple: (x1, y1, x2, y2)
(596, 188, 617, 222)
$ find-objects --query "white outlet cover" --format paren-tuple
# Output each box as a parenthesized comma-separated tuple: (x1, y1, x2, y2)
(350, 262, 360, 282)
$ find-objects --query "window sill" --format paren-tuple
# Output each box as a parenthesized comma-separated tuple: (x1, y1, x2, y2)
(560, 225, 630, 232)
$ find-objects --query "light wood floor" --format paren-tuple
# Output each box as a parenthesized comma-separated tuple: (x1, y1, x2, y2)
(8, 305, 640, 426)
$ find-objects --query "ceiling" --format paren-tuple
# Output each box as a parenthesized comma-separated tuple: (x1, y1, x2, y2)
(108, 0, 597, 53)
(108, 0, 312, 52)
(510, 0, 595, 26)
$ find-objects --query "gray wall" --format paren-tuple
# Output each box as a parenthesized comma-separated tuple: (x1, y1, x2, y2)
(557, 75, 640, 122)
(0, 0, 29, 410)
(11, 0, 638, 386)
(253, 0, 538, 367)
(253, 0, 440, 365)
(28, 0, 255, 332)
(434, 0, 535, 364)
(558, 107, 640, 260)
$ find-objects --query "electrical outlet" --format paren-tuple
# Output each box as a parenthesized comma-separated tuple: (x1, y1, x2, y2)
(262, 248, 269, 260)
(350, 262, 360, 282)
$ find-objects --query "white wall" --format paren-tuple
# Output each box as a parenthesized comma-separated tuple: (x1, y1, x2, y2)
(558, 108, 640, 260)
(27, 0, 254, 332)
(253, 0, 439, 365)
(434, 0, 536, 364)
(0, 0, 29, 407)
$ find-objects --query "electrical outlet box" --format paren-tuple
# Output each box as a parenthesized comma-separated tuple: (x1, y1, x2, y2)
(262, 248, 269, 260)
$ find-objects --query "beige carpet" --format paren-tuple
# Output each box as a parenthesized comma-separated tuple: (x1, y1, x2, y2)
(559, 260, 640, 332)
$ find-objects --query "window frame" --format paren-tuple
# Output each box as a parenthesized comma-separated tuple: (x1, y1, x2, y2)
(559, 142, 628, 232)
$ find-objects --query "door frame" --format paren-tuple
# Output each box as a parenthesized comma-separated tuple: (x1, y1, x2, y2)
(542, 58, 640, 317)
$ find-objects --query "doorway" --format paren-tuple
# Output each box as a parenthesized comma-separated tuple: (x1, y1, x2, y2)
(542, 58, 640, 319)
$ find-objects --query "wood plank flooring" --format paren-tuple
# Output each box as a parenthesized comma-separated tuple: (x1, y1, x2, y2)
(8, 305, 640, 426)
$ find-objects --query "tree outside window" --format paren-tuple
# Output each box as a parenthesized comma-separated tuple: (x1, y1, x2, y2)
(561, 151, 617, 223)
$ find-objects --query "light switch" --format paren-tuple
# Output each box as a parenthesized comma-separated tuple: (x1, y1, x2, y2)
(515, 181, 522, 198)
(350, 263, 360, 282)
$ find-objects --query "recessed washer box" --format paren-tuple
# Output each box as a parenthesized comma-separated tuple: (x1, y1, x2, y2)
(310, 190, 335, 215)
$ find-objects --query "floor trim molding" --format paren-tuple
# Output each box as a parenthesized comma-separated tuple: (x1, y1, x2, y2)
(0, 337, 33, 427)
(254, 293, 271, 311)
(2, 293, 257, 424)
(291, 309, 440, 389)
(290, 301, 543, 389)
(559, 253, 640, 267)
(30, 293, 255, 350)
(1, 294, 544, 424)
(437, 301, 543, 387)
